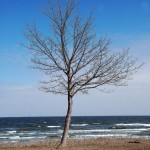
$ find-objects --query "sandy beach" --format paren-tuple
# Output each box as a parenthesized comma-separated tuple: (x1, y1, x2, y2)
(0, 138, 150, 150)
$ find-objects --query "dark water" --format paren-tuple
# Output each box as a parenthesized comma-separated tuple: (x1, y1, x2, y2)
(0, 116, 150, 143)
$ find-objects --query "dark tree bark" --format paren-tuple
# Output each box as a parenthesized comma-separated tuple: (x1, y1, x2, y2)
(60, 95, 73, 146)
(23, 0, 143, 148)
(59, 67, 73, 147)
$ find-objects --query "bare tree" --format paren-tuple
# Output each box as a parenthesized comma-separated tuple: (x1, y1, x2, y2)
(23, 0, 142, 148)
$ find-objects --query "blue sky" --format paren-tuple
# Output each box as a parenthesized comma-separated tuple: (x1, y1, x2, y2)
(0, 0, 150, 117)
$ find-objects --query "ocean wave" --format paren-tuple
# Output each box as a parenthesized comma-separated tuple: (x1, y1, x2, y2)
(8, 136, 47, 140)
(57, 129, 105, 134)
(47, 126, 61, 128)
(7, 131, 17, 134)
(116, 128, 150, 133)
(1, 140, 18, 143)
(59, 128, 150, 134)
(68, 129, 113, 134)
(0, 136, 9, 139)
(36, 131, 58, 135)
(9, 136, 20, 140)
(18, 132, 37, 136)
(38, 136, 47, 139)
(71, 124, 88, 127)
(74, 134, 150, 139)
(116, 123, 150, 127)
(74, 134, 129, 138)
(20, 136, 46, 140)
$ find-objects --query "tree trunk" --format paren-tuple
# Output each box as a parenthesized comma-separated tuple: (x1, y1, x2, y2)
(58, 95, 73, 148)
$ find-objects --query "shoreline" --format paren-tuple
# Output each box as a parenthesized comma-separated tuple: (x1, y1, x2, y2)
(0, 138, 150, 150)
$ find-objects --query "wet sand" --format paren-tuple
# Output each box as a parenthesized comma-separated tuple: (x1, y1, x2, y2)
(0, 138, 150, 150)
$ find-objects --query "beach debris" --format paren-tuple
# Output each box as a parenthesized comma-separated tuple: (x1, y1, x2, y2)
(128, 140, 140, 144)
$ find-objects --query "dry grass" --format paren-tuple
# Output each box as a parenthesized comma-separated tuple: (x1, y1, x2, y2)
(0, 138, 150, 150)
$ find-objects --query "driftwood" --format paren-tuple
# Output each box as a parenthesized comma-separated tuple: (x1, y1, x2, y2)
(128, 140, 140, 144)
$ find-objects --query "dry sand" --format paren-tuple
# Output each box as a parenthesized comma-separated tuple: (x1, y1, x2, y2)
(0, 138, 150, 150)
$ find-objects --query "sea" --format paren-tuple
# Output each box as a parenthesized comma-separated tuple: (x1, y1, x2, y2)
(0, 116, 150, 143)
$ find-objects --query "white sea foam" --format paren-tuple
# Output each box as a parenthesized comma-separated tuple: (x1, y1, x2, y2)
(38, 132, 57, 135)
(7, 131, 17, 134)
(10, 136, 47, 140)
(47, 126, 61, 128)
(10, 141, 18, 143)
(109, 128, 150, 132)
(17, 132, 36, 135)
(59, 128, 150, 134)
(74, 134, 129, 139)
(27, 132, 37, 135)
(84, 134, 129, 137)
(68, 129, 111, 133)
(53, 129, 99, 134)
(20, 136, 38, 140)
(75, 135, 150, 139)
(71, 124, 88, 127)
(38, 136, 47, 139)
(8, 135, 47, 140)
(9, 136, 20, 140)
(0, 136, 9, 139)
(116, 123, 150, 127)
